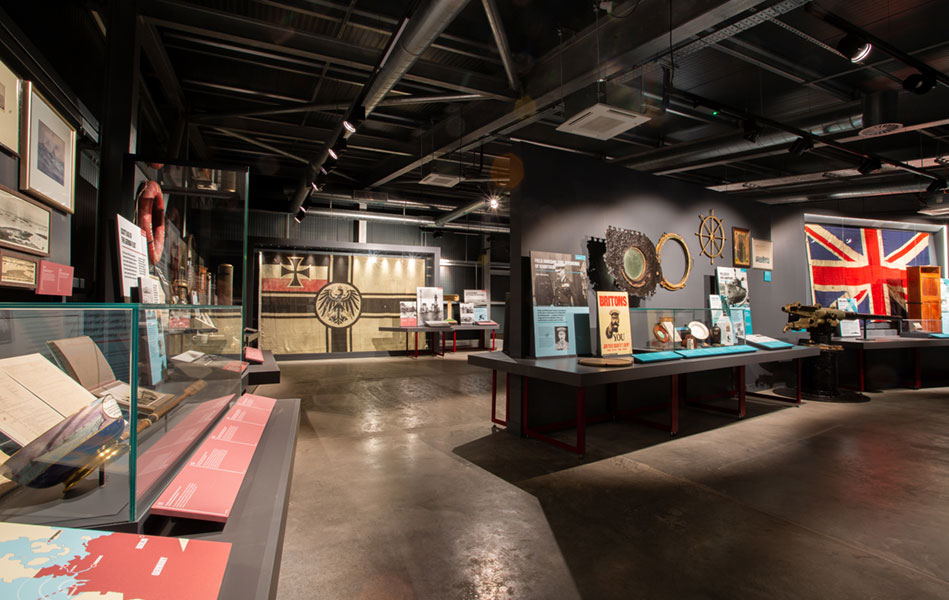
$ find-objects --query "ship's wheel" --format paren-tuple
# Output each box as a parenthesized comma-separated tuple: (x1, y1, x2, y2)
(695, 209, 726, 264)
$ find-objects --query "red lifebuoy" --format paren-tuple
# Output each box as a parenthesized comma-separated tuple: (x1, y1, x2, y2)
(137, 180, 165, 265)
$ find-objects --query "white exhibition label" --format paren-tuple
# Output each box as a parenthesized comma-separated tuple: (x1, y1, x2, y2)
(117, 214, 149, 299)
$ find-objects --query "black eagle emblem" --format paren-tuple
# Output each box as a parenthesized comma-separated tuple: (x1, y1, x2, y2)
(316, 283, 362, 327)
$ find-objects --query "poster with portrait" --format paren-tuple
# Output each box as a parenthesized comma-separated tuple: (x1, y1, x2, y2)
(529, 251, 589, 357)
(596, 291, 632, 356)
(260, 251, 426, 354)
(20, 82, 75, 213)
(417, 286, 444, 324)
(716, 266, 750, 308)
(732, 227, 750, 268)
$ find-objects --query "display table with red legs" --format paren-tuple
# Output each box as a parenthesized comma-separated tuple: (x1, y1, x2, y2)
(380, 324, 499, 357)
(469, 346, 819, 457)
(379, 325, 450, 358)
(813, 336, 949, 391)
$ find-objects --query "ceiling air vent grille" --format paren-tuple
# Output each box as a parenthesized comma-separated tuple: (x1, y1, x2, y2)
(556, 103, 651, 140)
(419, 172, 463, 187)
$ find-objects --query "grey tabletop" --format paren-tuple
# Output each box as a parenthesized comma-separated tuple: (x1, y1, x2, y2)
(468, 347, 820, 387)
(810, 337, 949, 350)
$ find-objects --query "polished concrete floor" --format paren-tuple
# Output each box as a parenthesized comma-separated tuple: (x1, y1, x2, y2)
(259, 351, 949, 600)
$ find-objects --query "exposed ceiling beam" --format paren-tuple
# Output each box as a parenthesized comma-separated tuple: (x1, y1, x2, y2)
(142, 0, 514, 101)
(364, 0, 779, 189)
(481, 0, 519, 92)
(209, 127, 310, 163)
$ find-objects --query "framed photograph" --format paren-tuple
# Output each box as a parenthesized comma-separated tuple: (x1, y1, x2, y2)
(0, 184, 50, 256)
(0, 248, 39, 289)
(732, 227, 751, 268)
(20, 81, 75, 214)
(752, 238, 773, 270)
(0, 58, 20, 155)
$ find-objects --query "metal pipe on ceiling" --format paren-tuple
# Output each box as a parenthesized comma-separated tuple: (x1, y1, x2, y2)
(481, 0, 519, 92)
(610, 105, 863, 171)
(434, 198, 488, 226)
(305, 207, 509, 233)
(756, 181, 933, 205)
(291, 0, 472, 214)
(362, 0, 472, 113)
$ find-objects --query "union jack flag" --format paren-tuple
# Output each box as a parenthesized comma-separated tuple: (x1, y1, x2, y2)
(805, 224, 934, 315)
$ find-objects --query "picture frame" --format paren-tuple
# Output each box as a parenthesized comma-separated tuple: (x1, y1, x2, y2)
(20, 81, 75, 214)
(752, 238, 773, 270)
(0, 248, 39, 289)
(0, 58, 20, 156)
(0, 184, 51, 256)
(732, 227, 751, 268)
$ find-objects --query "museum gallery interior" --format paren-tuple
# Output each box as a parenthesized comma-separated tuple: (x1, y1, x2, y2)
(0, 0, 946, 598)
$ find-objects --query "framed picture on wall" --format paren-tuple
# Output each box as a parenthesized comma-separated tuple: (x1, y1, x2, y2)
(0, 58, 20, 155)
(20, 81, 75, 214)
(732, 227, 751, 268)
(0, 248, 39, 289)
(0, 184, 51, 256)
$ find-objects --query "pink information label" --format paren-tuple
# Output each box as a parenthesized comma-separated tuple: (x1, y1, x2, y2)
(150, 394, 277, 522)
(35, 260, 74, 296)
(243, 346, 264, 363)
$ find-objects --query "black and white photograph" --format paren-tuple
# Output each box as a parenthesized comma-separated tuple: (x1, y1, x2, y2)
(460, 302, 475, 324)
(21, 81, 75, 213)
(399, 301, 417, 327)
(416, 286, 443, 324)
(0, 250, 37, 288)
(553, 325, 569, 351)
(716, 266, 750, 307)
(530, 250, 588, 307)
(0, 185, 51, 256)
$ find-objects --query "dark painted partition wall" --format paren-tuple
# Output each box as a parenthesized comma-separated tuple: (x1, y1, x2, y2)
(504, 144, 809, 434)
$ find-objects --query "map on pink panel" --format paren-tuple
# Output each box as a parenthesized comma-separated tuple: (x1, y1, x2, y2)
(0, 521, 230, 599)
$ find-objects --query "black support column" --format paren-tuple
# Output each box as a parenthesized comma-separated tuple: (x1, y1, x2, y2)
(96, 0, 139, 301)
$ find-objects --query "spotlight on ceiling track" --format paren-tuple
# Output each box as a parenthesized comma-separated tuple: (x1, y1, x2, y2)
(903, 72, 937, 95)
(837, 33, 871, 62)
(742, 119, 760, 144)
(294, 205, 308, 223)
(788, 137, 814, 156)
(488, 195, 500, 210)
(343, 120, 356, 134)
(857, 157, 882, 175)
(319, 166, 329, 176)
(926, 178, 948, 194)
(327, 148, 338, 161)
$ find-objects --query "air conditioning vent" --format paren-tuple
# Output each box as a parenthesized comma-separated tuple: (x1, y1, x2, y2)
(556, 103, 651, 140)
(419, 172, 463, 187)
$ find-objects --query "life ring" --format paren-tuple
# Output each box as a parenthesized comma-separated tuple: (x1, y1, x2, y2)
(137, 180, 165, 265)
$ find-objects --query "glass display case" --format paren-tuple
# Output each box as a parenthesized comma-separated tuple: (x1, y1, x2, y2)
(124, 158, 248, 308)
(0, 304, 245, 528)
(629, 307, 752, 351)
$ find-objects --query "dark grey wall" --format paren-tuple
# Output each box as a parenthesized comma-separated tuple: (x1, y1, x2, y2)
(511, 143, 807, 356)
(503, 144, 812, 434)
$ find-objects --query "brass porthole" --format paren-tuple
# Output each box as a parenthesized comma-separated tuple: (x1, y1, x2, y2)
(657, 232, 692, 291)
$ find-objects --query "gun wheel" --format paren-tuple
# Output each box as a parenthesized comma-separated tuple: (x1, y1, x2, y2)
(695, 209, 726, 265)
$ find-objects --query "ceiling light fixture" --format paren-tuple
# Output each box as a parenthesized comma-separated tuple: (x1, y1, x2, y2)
(343, 120, 356, 134)
(327, 147, 338, 161)
(837, 33, 871, 62)
(902, 72, 937, 95)
(788, 137, 814, 156)
(926, 178, 947, 194)
(294, 205, 308, 223)
(857, 157, 882, 175)
(488, 195, 500, 210)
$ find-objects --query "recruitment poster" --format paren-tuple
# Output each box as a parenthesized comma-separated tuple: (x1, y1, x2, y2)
(529, 251, 589, 357)
(596, 291, 632, 356)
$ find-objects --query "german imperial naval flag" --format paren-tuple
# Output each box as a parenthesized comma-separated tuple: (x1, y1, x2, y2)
(259, 251, 426, 354)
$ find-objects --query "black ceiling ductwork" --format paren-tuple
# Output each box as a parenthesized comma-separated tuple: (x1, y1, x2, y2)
(902, 72, 937, 95)
(927, 179, 948, 194)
